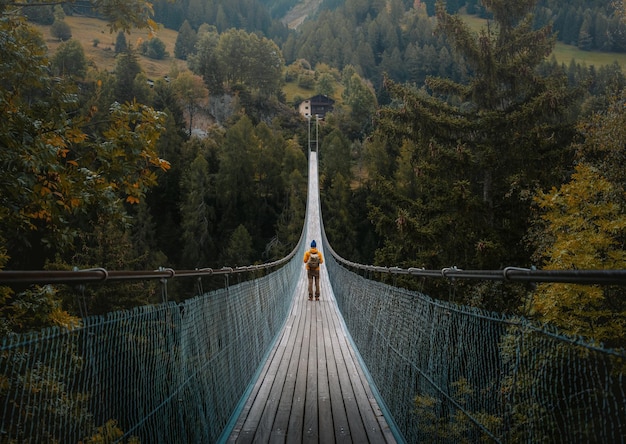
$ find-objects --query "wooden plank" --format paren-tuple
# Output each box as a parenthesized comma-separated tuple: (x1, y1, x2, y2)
(251, 311, 303, 441)
(325, 290, 369, 443)
(228, 279, 306, 442)
(286, 292, 312, 443)
(320, 295, 352, 443)
(227, 269, 398, 444)
(346, 336, 398, 443)
(271, 282, 309, 440)
(330, 303, 386, 443)
(316, 300, 335, 444)
(303, 301, 319, 442)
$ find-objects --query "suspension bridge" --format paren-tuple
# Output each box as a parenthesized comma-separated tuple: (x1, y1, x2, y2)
(1, 150, 625, 443)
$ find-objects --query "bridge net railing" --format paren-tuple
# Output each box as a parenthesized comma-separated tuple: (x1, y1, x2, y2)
(325, 252, 626, 443)
(0, 244, 304, 443)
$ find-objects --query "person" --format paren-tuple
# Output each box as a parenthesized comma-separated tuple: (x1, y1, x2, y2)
(303, 240, 324, 301)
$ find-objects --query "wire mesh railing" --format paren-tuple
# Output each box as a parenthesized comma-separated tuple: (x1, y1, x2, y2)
(324, 247, 626, 443)
(0, 240, 305, 443)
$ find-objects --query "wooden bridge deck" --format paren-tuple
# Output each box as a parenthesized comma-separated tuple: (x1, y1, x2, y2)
(227, 265, 397, 443)
(226, 150, 397, 443)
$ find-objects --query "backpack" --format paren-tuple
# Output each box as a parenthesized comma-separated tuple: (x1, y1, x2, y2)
(308, 251, 320, 269)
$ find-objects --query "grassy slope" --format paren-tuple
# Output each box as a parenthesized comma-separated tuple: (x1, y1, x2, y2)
(36, 16, 329, 105)
(35, 16, 185, 79)
(37, 14, 623, 99)
(461, 14, 626, 71)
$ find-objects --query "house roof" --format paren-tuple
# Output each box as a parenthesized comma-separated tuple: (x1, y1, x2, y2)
(305, 94, 335, 105)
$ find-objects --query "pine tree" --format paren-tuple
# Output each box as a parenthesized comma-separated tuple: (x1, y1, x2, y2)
(114, 31, 127, 54)
(216, 116, 257, 235)
(223, 224, 254, 266)
(113, 48, 142, 103)
(180, 153, 214, 268)
(370, 0, 577, 276)
(174, 20, 197, 60)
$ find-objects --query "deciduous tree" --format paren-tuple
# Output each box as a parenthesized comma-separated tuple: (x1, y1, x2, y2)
(51, 38, 87, 78)
(0, 0, 166, 332)
(172, 71, 209, 136)
(531, 94, 626, 348)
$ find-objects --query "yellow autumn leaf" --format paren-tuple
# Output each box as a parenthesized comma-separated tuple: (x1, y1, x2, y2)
(49, 307, 81, 330)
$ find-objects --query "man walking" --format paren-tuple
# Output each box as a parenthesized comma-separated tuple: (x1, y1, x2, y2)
(303, 240, 324, 301)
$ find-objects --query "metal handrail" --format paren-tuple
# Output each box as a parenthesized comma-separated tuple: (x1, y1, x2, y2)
(3, 245, 625, 286)
(327, 249, 626, 285)
(0, 252, 297, 285)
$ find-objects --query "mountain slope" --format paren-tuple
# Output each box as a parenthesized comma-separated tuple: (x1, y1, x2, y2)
(281, 0, 324, 28)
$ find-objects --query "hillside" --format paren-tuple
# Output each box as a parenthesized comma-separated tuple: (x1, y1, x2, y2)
(281, 0, 323, 29)
(35, 15, 185, 79)
(461, 13, 626, 71)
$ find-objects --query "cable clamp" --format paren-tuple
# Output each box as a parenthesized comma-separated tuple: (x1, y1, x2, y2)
(503, 267, 531, 280)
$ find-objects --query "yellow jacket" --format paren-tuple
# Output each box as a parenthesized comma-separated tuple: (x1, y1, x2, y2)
(303, 248, 323, 270)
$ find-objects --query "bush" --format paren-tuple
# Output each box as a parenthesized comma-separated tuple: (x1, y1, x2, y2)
(50, 20, 72, 41)
(297, 71, 315, 89)
(140, 37, 167, 60)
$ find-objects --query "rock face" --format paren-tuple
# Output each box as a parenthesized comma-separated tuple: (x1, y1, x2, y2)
(280, 0, 324, 29)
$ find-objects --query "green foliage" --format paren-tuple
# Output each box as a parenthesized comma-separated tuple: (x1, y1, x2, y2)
(174, 20, 197, 60)
(362, 0, 577, 310)
(52, 39, 87, 78)
(172, 71, 208, 135)
(224, 224, 255, 265)
(50, 19, 72, 41)
(0, 285, 80, 335)
(53, 4, 66, 21)
(188, 28, 222, 93)
(531, 94, 626, 348)
(139, 36, 167, 60)
(113, 48, 142, 102)
(152, 0, 284, 38)
(413, 378, 502, 441)
(114, 31, 127, 54)
(190, 27, 284, 97)
(0, 13, 169, 268)
(316, 73, 335, 97)
(22, 4, 54, 25)
(341, 68, 377, 137)
(180, 151, 214, 268)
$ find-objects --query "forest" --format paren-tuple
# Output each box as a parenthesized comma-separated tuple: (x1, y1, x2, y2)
(1, 0, 625, 351)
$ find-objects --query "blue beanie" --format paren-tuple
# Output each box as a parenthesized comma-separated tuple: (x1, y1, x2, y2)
(311, 240, 316, 248)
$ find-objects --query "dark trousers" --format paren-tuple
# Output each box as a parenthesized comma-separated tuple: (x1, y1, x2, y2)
(307, 268, 320, 298)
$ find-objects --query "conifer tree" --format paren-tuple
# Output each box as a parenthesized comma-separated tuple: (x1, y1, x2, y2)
(180, 153, 214, 268)
(216, 116, 257, 236)
(223, 224, 254, 266)
(114, 48, 142, 103)
(369, 0, 577, 282)
(174, 20, 197, 60)
(114, 31, 127, 54)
